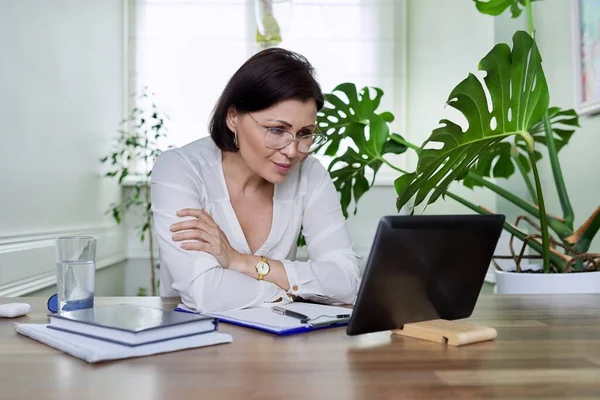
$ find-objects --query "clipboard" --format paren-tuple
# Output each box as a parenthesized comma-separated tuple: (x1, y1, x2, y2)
(174, 303, 351, 336)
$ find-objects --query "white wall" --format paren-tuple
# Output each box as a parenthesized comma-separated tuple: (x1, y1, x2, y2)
(0, 0, 127, 295)
(533, 0, 600, 253)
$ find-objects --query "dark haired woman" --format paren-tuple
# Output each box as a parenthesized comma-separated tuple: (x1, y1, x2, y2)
(151, 48, 360, 313)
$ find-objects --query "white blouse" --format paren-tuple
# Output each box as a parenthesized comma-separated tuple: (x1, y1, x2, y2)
(150, 136, 361, 313)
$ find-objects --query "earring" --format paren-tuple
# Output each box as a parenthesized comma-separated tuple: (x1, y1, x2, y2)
(233, 131, 239, 148)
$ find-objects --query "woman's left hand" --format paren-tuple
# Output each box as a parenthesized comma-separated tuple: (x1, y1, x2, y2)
(170, 208, 241, 269)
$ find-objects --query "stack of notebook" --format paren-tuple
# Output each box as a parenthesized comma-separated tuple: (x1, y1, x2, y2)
(13, 304, 232, 363)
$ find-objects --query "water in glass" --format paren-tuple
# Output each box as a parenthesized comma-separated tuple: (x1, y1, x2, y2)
(56, 260, 95, 312)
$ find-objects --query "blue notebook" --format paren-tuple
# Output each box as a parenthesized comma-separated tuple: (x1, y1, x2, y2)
(47, 304, 218, 347)
(175, 302, 352, 336)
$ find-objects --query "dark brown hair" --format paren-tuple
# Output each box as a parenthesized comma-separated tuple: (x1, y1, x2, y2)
(209, 47, 324, 152)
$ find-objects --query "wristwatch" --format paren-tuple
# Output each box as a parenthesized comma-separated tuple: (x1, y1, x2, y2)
(255, 256, 271, 280)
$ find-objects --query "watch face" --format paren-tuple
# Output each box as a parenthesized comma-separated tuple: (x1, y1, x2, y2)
(256, 261, 270, 275)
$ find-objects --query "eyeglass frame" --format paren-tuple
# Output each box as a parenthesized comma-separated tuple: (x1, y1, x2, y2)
(246, 113, 326, 154)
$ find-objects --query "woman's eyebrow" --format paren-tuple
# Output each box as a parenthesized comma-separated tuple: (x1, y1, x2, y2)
(267, 119, 315, 129)
(267, 119, 292, 127)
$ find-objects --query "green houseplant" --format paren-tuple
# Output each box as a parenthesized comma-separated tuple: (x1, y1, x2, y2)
(316, 0, 599, 292)
(100, 88, 170, 296)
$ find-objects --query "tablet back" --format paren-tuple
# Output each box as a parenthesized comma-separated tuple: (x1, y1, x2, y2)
(346, 214, 505, 336)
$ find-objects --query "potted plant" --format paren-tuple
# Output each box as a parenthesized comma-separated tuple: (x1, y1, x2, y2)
(315, 0, 599, 294)
(100, 88, 171, 296)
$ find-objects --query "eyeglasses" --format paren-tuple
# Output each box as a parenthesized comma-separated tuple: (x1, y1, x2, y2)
(248, 114, 326, 154)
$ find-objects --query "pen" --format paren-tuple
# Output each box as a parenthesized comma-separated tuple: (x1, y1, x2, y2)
(272, 306, 310, 323)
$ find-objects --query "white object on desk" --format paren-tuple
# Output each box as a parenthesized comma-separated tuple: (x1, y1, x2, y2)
(0, 303, 31, 318)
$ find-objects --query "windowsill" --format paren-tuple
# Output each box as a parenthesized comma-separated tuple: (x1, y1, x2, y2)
(121, 174, 150, 187)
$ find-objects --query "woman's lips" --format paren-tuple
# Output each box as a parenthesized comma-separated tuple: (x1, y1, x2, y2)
(273, 162, 292, 173)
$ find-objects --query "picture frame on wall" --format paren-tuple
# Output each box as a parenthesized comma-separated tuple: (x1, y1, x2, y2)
(572, 0, 600, 116)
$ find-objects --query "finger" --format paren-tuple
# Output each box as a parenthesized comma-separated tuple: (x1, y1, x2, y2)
(195, 209, 219, 230)
(193, 217, 221, 239)
(176, 208, 204, 218)
(171, 230, 212, 243)
(179, 241, 210, 252)
(170, 219, 197, 232)
(170, 213, 215, 233)
(170, 222, 220, 246)
(192, 210, 222, 237)
(172, 209, 218, 232)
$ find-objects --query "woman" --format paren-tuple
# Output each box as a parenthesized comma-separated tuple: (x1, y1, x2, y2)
(150, 48, 360, 313)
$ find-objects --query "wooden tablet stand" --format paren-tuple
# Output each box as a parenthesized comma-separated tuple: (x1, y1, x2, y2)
(392, 319, 497, 346)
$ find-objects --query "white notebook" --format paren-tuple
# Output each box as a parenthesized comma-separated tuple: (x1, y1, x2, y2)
(176, 302, 353, 335)
(13, 323, 232, 363)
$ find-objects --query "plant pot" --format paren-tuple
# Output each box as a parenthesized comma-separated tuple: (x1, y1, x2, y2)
(495, 265, 600, 294)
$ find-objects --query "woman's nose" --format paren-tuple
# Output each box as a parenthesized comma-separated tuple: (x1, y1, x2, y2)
(280, 139, 299, 158)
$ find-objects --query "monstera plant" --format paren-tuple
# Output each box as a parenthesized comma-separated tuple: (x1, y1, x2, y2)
(316, 0, 599, 276)
(317, 83, 408, 218)
(297, 84, 408, 247)
(396, 30, 558, 270)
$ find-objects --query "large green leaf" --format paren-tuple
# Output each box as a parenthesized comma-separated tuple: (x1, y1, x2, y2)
(316, 83, 406, 218)
(473, 0, 540, 18)
(463, 106, 578, 188)
(395, 30, 549, 210)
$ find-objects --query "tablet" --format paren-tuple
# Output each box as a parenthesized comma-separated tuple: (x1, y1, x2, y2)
(346, 214, 505, 336)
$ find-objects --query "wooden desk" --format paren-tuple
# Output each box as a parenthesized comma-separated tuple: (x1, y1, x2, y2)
(1, 295, 600, 400)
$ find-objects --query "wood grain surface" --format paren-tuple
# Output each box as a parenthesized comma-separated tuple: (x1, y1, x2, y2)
(1, 295, 600, 400)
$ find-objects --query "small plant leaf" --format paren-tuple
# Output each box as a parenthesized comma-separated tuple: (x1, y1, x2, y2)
(111, 206, 121, 224)
(118, 168, 129, 184)
(473, 0, 539, 18)
(296, 230, 306, 248)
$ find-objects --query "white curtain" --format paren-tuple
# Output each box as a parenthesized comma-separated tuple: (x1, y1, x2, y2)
(130, 0, 253, 149)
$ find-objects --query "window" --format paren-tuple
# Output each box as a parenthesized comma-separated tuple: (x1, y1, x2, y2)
(130, 0, 406, 183)
(130, 0, 253, 148)
(274, 0, 406, 182)
(278, 0, 399, 107)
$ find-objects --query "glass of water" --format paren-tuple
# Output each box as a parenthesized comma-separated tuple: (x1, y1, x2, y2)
(55, 236, 96, 313)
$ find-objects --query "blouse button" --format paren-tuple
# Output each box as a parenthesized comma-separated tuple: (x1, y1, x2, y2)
(292, 285, 299, 291)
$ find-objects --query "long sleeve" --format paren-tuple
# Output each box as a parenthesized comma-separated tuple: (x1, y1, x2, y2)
(282, 158, 361, 305)
(150, 150, 288, 313)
